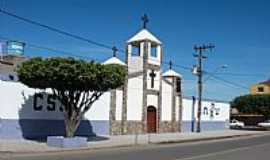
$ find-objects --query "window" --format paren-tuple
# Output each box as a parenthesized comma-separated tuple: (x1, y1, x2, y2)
(151, 46, 157, 57)
(131, 45, 140, 56)
(203, 107, 208, 115)
(215, 108, 220, 115)
(210, 103, 215, 118)
(257, 87, 264, 92)
(176, 78, 181, 93)
(210, 109, 214, 118)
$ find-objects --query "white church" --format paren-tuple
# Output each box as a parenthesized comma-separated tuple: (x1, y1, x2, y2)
(0, 22, 230, 139)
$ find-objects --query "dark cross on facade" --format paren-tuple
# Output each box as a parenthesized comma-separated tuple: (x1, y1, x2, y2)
(169, 60, 172, 69)
(141, 14, 149, 29)
(112, 46, 118, 57)
(149, 69, 156, 88)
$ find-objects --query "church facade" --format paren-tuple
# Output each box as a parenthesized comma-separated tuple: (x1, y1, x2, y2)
(0, 26, 230, 139)
(107, 28, 183, 135)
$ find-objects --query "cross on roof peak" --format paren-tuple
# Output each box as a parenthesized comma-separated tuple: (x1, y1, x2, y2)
(141, 14, 149, 29)
(169, 60, 172, 69)
(112, 46, 118, 57)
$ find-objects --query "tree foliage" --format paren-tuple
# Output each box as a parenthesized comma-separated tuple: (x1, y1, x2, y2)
(231, 94, 270, 117)
(17, 57, 127, 137)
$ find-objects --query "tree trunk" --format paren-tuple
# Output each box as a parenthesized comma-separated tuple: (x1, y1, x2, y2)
(64, 111, 82, 138)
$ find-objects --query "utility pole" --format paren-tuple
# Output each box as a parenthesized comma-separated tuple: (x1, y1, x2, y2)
(193, 44, 215, 133)
(191, 96, 196, 132)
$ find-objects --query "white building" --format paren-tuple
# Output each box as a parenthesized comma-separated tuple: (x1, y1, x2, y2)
(0, 25, 230, 139)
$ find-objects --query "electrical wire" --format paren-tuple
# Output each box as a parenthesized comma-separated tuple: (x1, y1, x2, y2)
(0, 9, 192, 71)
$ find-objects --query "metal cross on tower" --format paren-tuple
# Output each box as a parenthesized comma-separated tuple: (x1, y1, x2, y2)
(112, 46, 118, 57)
(169, 60, 173, 69)
(141, 14, 149, 29)
(149, 69, 156, 88)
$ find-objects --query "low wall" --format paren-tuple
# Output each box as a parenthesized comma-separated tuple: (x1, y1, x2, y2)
(182, 121, 229, 132)
(0, 119, 109, 140)
(0, 80, 111, 139)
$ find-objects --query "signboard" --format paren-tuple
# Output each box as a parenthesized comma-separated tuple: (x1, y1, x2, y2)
(7, 41, 25, 55)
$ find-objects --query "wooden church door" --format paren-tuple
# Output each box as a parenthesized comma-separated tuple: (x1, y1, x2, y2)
(147, 106, 157, 133)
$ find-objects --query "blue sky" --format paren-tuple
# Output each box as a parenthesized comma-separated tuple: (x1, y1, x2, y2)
(1, 0, 270, 101)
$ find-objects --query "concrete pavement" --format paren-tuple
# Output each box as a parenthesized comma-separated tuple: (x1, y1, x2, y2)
(1, 131, 270, 160)
(176, 142, 270, 160)
(0, 130, 267, 154)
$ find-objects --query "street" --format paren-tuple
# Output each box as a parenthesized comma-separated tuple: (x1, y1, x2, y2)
(2, 133, 270, 160)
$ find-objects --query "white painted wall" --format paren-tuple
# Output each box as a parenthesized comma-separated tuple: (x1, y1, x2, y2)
(182, 98, 230, 122)
(0, 80, 110, 120)
(128, 57, 143, 73)
(0, 80, 230, 123)
(175, 96, 180, 121)
(127, 76, 143, 120)
(161, 79, 172, 121)
(84, 92, 110, 121)
(115, 89, 123, 121)
(182, 99, 193, 121)
(147, 94, 158, 108)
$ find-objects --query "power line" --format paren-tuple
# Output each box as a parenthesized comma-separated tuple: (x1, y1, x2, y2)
(206, 73, 249, 90)
(1, 35, 257, 91)
(0, 9, 193, 71)
(0, 9, 116, 51)
(0, 35, 188, 74)
(212, 72, 268, 77)
(0, 35, 102, 61)
(0, 34, 258, 91)
(0, 37, 191, 73)
(0, 38, 249, 101)
(2, 8, 267, 78)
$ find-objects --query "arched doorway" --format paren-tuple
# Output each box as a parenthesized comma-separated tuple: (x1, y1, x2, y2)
(147, 106, 157, 133)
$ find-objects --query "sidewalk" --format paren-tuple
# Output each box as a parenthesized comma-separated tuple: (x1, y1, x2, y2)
(0, 130, 268, 154)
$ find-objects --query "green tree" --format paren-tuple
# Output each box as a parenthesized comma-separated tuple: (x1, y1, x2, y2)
(17, 57, 127, 137)
(231, 94, 270, 117)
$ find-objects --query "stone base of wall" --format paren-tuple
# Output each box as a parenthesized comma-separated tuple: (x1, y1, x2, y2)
(159, 121, 180, 133)
(125, 121, 144, 134)
(110, 121, 144, 135)
(110, 121, 122, 135)
(111, 120, 181, 135)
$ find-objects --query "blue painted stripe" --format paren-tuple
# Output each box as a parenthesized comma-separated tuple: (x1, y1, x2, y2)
(182, 121, 229, 132)
(0, 119, 109, 139)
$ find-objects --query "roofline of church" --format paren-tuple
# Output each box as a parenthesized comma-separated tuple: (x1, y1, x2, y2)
(126, 28, 162, 44)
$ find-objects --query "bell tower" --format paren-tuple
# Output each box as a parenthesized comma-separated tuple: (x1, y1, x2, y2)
(123, 14, 163, 133)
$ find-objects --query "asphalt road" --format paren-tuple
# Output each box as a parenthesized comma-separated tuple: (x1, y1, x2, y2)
(2, 133, 270, 160)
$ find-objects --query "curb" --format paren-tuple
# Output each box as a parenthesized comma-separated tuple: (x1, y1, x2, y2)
(154, 134, 256, 145)
(0, 132, 268, 156)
